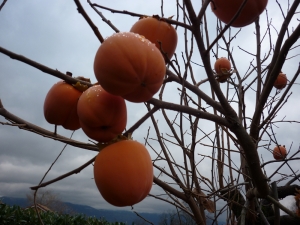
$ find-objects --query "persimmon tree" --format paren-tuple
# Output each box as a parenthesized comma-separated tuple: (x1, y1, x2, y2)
(26, 189, 73, 214)
(1, 1, 300, 225)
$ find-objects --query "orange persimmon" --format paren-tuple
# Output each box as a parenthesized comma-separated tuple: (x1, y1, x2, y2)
(44, 81, 81, 130)
(210, 0, 268, 27)
(274, 72, 287, 90)
(214, 57, 231, 83)
(130, 16, 178, 60)
(94, 32, 166, 103)
(94, 140, 153, 207)
(273, 145, 287, 160)
(77, 85, 127, 143)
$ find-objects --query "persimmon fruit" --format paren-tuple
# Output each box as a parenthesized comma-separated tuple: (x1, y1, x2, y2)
(214, 57, 231, 83)
(274, 72, 287, 90)
(94, 140, 153, 207)
(130, 16, 178, 60)
(77, 85, 127, 143)
(44, 81, 82, 130)
(210, 0, 268, 27)
(94, 32, 166, 103)
(273, 145, 287, 160)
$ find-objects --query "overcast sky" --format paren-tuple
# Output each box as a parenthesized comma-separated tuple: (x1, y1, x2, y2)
(0, 0, 299, 219)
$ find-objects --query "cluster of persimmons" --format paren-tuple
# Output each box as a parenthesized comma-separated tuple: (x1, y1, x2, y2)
(43, 16, 178, 207)
(41, 0, 286, 208)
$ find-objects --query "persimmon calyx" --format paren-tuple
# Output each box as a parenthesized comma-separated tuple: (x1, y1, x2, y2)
(71, 76, 91, 92)
(215, 68, 236, 82)
(141, 14, 174, 24)
(97, 134, 133, 151)
(72, 82, 89, 92)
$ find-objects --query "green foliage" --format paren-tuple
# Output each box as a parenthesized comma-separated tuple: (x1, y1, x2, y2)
(0, 203, 127, 225)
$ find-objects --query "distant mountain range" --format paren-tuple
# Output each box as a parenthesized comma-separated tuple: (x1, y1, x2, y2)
(0, 196, 161, 224)
(1, 196, 225, 224)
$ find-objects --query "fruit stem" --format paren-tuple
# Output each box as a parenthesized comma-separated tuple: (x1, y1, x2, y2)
(66, 71, 72, 77)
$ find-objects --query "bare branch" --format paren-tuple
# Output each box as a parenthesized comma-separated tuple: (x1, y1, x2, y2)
(153, 176, 187, 201)
(148, 98, 230, 127)
(207, 0, 249, 54)
(266, 195, 296, 217)
(91, 2, 192, 30)
(74, 0, 104, 43)
(30, 156, 96, 190)
(0, 99, 98, 151)
(87, 0, 119, 33)
(0, 0, 7, 11)
(0, 46, 93, 87)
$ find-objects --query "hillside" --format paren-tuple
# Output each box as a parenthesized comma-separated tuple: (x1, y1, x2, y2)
(0, 196, 161, 224)
(1, 196, 226, 224)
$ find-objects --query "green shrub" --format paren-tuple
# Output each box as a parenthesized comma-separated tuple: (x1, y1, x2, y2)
(0, 203, 127, 225)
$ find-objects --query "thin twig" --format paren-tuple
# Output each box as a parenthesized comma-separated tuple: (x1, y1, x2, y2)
(91, 3, 192, 30)
(286, 173, 300, 186)
(30, 156, 96, 190)
(32, 134, 76, 224)
(87, 0, 119, 33)
(124, 106, 159, 136)
(131, 207, 154, 225)
(0, 46, 93, 87)
(255, 198, 270, 225)
(148, 98, 230, 127)
(0, 0, 7, 11)
(206, 0, 249, 54)
(74, 0, 104, 43)
(240, 200, 249, 225)
(37, 131, 75, 188)
(266, 195, 296, 217)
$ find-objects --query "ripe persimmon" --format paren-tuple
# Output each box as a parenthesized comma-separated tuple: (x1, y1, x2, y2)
(214, 57, 231, 83)
(77, 85, 127, 143)
(94, 140, 153, 207)
(210, 0, 268, 27)
(274, 72, 287, 90)
(44, 81, 82, 130)
(130, 16, 178, 60)
(94, 32, 166, 103)
(273, 145, 287, 160)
